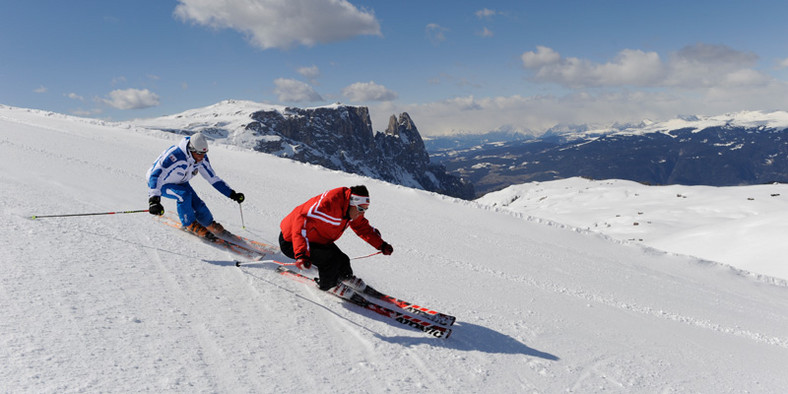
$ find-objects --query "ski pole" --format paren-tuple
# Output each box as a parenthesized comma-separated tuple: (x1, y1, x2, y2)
(235, 259, 285, 267)
(31, 209, 149, 220)
(236, 252, 382, 267)
(238, 203, 246, 229)
(351, 251, 382, 260)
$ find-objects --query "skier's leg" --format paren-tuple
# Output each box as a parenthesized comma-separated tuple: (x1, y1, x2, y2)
(309, 243, 351, 290)
(189, 188, 214, 226)
(278, 232, 296, 259)
(161, 184, 196, 226)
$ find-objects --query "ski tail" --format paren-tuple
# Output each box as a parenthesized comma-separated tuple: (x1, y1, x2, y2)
(156, 215, 272, 261)
(213, 229, 279, 256)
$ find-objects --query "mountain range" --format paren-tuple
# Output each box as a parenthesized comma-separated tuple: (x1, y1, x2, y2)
(429, 111, 788, 196)
(138, 101, 788, 199)
(136, 100, 474, 199)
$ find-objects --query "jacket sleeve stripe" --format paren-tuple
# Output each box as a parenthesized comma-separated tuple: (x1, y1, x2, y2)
(300, 227, 310, 254)
(306, 192, 343, 226)
(307, 202, 342, 225)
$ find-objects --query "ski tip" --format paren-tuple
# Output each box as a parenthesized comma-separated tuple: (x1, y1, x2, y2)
(235, 261, 241, 267)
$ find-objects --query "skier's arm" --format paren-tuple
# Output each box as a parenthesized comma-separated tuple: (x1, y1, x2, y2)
(350, 216, 385, 249)
(147, 152, 186, 197)
(198, 158, 233, 197)
(290, 211, 310, 259)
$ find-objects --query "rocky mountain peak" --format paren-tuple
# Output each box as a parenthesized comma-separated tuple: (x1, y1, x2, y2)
(138, 102, 474, 199)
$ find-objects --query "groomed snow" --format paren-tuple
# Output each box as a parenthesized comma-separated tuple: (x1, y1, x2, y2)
(477, 177, 788, 283)
(2, 105, 788, 393)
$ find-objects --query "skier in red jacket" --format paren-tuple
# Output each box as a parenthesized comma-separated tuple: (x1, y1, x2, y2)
(279, 185, 394, 291)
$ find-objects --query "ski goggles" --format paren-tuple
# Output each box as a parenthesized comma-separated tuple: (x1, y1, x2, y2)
(188, 143, 208, 154)
(350, 194, 370, 212)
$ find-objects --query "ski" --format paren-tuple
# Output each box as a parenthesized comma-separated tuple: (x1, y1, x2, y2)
(360, 285, 456, 326)
(265, 260, 456, 326)
(275, 266, 452, 339)
(157, 216, 273, 260)
(213, 230, 278, 256)
(193, 230, 266, 260)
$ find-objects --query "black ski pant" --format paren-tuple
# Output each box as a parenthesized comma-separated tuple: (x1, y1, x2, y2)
(279, 232, 352, 290)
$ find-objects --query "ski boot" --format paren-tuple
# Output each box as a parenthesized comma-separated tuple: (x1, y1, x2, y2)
(206, 221, 228, 237)
(340, 276, 367, 292)
(184, 222, 217, 241)
(327, 282, 356, 300)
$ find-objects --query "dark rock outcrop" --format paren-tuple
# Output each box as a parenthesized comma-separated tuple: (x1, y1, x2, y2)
(245, 106, 474, 199)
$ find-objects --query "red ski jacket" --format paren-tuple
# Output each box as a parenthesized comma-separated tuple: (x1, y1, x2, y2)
(280, 187, 384, 259)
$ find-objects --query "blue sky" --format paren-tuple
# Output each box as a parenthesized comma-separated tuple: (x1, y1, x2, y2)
(3, 0, 788, 136)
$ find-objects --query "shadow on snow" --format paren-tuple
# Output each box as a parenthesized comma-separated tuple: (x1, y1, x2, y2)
(215, 260, 559, 361)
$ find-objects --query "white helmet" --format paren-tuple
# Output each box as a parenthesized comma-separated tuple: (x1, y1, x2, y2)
(189, 133, 209, 154)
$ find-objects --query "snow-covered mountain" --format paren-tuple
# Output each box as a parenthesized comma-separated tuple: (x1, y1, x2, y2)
(3, 104, 788, 392)
(135, 100, 474, 200)
(544, 110, 788, 140)
(434, 110, 788, 196)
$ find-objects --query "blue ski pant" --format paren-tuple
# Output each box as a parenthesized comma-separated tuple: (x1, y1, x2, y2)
(161, 183, 214, 227)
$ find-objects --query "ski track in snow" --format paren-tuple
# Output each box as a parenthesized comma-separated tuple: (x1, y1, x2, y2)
(431, 248, 788, 349)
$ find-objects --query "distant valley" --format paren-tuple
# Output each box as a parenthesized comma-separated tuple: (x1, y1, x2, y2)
(428, 111, 788, 197)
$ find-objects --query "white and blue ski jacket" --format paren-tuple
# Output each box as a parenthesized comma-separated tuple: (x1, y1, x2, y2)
(146, 136, 233, 198)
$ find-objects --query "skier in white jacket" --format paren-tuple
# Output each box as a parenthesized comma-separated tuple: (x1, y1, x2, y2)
(146, 133, 244, 238)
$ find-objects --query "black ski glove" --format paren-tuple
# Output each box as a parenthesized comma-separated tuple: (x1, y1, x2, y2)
(295, 256, 312, 270)
(148, 196, 164, 216)
(380, 242, 393, 256)
(230, 190, 245, 203)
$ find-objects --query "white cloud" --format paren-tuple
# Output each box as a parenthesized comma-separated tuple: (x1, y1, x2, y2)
(523, 47, 664, 87)
(780, 58, 788, 69)
(587, 49, 665, 86)
(478, 27, 493, 38)
(721, 69, 771, 87)
(363, 44, 788, 137)
(66, 93, 84, 101)
(475, 8, 498, 19)
(664, 43, 761, 88)
(297, 65, 321, 84)
(521, 44, 769, 89)
(102, 88, 160, 110)
(273, 78, 322, 102)
(33, 86, 47, 93)
(426, 23, 448, 46)
(521, 46, 561, 68)
(370, 77, 788, 137)
(173, 0, 381, 49)
(341, 81, 397, 102)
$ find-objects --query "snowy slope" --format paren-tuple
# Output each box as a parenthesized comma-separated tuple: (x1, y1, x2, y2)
(477, 177, 788, 283)
(132, 99, 290, 151)
(2, 105, 788, 393)
(133, 99, 353, 152)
